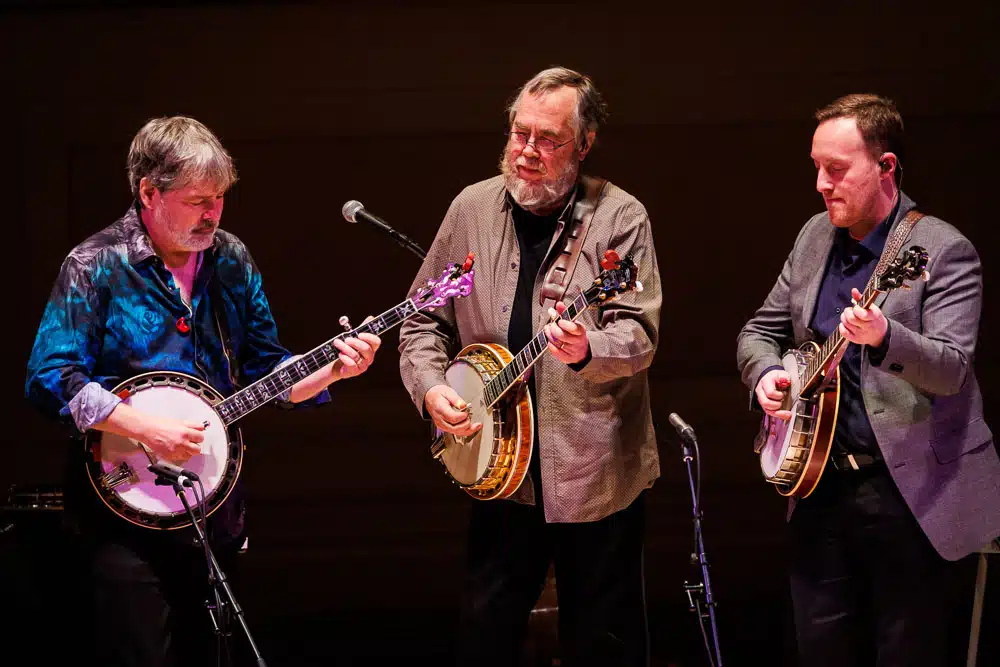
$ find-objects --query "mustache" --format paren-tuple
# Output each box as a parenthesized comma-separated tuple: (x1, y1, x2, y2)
(193, 221, 218, 233)
(514, 156, 545, 174)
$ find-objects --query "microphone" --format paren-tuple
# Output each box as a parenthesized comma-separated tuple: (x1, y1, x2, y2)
(148, 461, 199, 488)
(342, 200, 427, 260)
(668, 412, 697, 444)
(342, 200, 393, 232)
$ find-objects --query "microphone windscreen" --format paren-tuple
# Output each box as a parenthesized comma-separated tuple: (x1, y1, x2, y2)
(342, 200, 364, 223)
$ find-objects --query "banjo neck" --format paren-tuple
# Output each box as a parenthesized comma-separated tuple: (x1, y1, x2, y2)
(481, 291, 590, 409)
(800, 215, 930, 397)
(211, 253, 476, 426)
(214, 299, 420, 426)
(801, 280, 885, 396)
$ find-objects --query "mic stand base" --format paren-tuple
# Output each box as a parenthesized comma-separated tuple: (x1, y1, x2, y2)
(166, 479, 268, 667)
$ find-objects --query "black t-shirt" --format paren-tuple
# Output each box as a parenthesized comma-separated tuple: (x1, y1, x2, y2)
(507, 202, 560, 497)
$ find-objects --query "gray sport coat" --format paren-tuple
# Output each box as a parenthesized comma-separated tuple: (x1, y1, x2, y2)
(738, 192, 1000, 560)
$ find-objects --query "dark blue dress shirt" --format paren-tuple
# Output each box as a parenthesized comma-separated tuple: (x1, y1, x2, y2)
(25, 204, 328, 543)
(809, 200, 898, 457)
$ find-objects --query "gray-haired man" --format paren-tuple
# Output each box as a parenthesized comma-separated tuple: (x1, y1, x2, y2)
(26, 116, 381, 666)
(399, 67, 662, 666)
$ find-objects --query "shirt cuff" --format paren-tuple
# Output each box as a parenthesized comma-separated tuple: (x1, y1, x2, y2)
(68, 381, 123, 432)
(273, 354, 332, 407)
(868, 321, 892, 367)
(749, 364, 786, 412)
(569, 347, 593, 372)
(756, 364, 786, 389)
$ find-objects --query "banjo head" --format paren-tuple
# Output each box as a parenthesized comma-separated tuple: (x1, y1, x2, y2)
(439, 360, 495, 485)
(433, 343, 533, 500)
(759, 350, 805, 479)
(86, 372, 242, 530)
(758, 342, 837, 498)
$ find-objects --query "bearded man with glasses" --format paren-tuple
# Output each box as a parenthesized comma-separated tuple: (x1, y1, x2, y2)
(399, 66, 662, 666)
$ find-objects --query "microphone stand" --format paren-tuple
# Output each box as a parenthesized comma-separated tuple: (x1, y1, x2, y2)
(359, 216, 427, 261)
(382, 228, 427, 261)
(153, 475, 267, 667)
(677, 433, 724, 667)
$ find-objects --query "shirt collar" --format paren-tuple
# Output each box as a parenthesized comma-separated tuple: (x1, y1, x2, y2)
(835, 194, 901, 258)
(862, 194, 901, 255)
(123, 202, 158, 265)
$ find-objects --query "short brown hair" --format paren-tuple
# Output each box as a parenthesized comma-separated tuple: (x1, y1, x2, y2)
(127, 116, 237, 200)
(816, 94, 904, 183)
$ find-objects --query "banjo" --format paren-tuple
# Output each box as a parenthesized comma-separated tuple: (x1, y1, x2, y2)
(755, 245, 929, 497)
(86, 254, 476, 530)
(430, 250, 640, 500)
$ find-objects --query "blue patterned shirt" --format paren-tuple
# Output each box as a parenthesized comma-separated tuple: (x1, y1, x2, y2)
(26, 203, 328, 433)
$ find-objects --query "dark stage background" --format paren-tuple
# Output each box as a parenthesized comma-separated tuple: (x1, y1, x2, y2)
(2, 2, 998, 665)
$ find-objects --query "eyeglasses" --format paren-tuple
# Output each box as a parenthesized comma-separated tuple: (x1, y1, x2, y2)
(505, 129, 574, 155)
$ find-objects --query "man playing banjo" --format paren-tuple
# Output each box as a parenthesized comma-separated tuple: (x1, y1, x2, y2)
(737, 94, 1000, 666)
(25, 116, 382, 667)
(398, 66, 662, 666)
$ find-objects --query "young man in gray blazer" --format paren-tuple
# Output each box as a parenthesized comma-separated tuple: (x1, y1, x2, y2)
(737, 94, 1000, 666)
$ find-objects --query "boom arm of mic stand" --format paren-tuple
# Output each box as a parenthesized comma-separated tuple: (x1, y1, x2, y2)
(368, 221, 426, 260)
(389, 230, 427, 261)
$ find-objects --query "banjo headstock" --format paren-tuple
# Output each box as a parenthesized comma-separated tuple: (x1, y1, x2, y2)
(877, 245, 930, 291)
(412, 252, 476, 311)
(582, 250, 642, 307)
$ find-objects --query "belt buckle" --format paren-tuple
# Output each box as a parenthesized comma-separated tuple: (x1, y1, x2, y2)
(830, 453, 860, 472)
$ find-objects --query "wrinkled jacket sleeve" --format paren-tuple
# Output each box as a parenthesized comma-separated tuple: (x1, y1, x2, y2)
(397, 198, 463, 419)
(736, 251, 795, 393)
(878, 235, 982, 396)
(736, 218, 810, 410)
(25, 256, 117, 430)
(574, 199, 661, 384)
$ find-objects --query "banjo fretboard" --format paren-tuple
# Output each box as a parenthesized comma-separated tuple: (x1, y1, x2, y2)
(482, 291, 590, 408)
(215, 299, 418, 425)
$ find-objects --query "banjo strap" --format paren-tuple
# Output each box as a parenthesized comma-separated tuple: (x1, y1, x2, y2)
(208, 276, 241, 391)
(538, 175, 608, 307)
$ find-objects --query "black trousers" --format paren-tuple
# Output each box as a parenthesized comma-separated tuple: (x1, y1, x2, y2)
(456, 491, 649, 667)
(788, 462, 973, 667)
(86, 531, 244, 667)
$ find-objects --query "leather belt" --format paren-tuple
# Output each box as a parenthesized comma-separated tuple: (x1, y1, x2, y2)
(828, 452, 883, 472)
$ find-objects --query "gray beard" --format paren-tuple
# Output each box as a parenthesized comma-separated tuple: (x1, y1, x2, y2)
(501, 153, 579, 214)
(154, 207, 216, 253)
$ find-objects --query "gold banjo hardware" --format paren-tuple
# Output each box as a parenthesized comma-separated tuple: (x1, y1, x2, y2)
(755, 244, 929, 498)
(431, 250, 642, 500)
